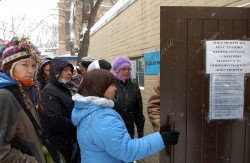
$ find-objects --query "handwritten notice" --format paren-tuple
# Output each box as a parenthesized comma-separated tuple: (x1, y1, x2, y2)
(209, 74, 244, 120)
(206, 40, 250, 73)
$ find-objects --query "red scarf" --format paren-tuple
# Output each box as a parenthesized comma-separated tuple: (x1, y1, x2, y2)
(13, 75, 33, 86)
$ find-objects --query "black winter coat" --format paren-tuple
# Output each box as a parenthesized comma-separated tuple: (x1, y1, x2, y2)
(113, 79, 145, 138)
(40, 59, 77, 162)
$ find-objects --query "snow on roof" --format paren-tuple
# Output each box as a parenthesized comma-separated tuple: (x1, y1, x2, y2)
(90, 0, 136, 36)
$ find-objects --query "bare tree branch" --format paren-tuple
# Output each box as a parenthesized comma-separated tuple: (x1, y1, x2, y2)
(58, 0, 117, 62)
(30, 14, 58, 33)
(0, 14, 58, 48)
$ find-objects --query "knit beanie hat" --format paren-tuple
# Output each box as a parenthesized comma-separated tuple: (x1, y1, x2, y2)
(78, 69, 115, 98)
(81, 56, 96, 68)
(0, 36, 43, 111)
(0, 36, 42, 77)
(112, 56, 132, 82)
(36, 57, 52, 86)
(38, 57, 52, 70)
(87, 59, 112, 72)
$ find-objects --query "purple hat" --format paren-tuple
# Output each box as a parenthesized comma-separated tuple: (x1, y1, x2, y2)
(112, 56, 131, 82)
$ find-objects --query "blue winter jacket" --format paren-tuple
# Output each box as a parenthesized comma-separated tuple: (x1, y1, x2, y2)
(0, 72, 16, 88)
(71, 94, 164, 163)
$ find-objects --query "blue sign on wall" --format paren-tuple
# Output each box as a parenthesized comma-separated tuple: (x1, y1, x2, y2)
(144, 50, 160, 75)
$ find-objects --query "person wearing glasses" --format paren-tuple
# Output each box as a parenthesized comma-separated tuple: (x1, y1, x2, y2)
(112, 56, 145, 141)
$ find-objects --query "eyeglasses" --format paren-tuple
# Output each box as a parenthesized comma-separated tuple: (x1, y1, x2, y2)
(121, 68, 131, 72)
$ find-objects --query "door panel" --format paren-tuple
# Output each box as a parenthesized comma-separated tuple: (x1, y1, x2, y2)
(160, 17, 188, 163)
(160, 7, 250, 163)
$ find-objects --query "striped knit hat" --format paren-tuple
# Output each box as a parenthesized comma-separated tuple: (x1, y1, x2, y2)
(0, 36, 42, 77)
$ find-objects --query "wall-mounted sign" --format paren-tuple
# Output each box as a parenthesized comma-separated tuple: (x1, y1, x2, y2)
(209, 74, 244, 120)
(144, 50, 160, 75)
(206, 40, 250, 74)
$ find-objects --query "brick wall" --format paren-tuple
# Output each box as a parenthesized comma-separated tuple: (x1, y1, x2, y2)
(89, 0, 249, 162)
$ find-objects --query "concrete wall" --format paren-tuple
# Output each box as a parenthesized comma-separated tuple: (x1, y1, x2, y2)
(89, 0, 250, 162)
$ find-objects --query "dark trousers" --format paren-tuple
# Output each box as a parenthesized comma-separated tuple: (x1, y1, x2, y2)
(59, 145, 80, 163)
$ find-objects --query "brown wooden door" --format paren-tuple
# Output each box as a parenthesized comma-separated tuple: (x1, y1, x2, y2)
(160, 7, 250, 163)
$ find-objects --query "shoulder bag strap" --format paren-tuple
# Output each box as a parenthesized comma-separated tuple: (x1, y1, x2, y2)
(5, 87, 43, 137)
(5, 87, 63, 163)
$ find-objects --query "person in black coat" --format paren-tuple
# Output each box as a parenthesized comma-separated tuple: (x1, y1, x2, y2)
(72, 66, 83, 86)
(80, 56, 96, 73)
(87, 59, 112, 72)
(112, 56, 145, 139)
(40, 58, 79, 163)
(36, 57, 52, 90)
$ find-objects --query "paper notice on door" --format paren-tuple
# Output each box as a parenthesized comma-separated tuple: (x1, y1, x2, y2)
(209, 74, 244, 120)
(206, 40, 250, 74)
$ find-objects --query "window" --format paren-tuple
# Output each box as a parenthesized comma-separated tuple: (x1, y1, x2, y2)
(65, 11, 70, 51)
(65, 11, 70, 36)
(66, 38, 70, 52)
(130, 56, 145, 88)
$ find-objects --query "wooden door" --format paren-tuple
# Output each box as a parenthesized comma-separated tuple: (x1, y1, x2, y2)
(160, 7, 250, 163)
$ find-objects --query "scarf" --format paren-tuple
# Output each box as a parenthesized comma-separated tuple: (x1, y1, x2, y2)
(58, 78, 78, 96)
(13, 75, 33, 86)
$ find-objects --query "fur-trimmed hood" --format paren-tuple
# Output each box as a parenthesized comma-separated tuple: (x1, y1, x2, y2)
(71, 94, 114, 126)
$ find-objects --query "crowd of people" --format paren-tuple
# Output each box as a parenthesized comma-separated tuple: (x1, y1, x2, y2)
(0, 36, 179, 163)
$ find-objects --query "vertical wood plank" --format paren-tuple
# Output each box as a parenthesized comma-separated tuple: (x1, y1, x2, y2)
(229, 19, 249, 163)
(160, 7, 188, 163)
(244, 19, 250, 163)
(186, 19, 203, 163)
(160, 8, 174, 163)
(201, 19, 218, 163)
(212, 19, 234, 163)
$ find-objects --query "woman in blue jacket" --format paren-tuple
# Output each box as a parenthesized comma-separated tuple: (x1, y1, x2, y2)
(71, 69, 179, 163)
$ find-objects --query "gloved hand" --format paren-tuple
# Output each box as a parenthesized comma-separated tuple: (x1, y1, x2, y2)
(161, 130, 180, 145)
(138, 132, 144, 138)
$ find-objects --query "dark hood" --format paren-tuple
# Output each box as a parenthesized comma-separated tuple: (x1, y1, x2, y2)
(49, 58, 74, 85)
(36, 58, 51, 83)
